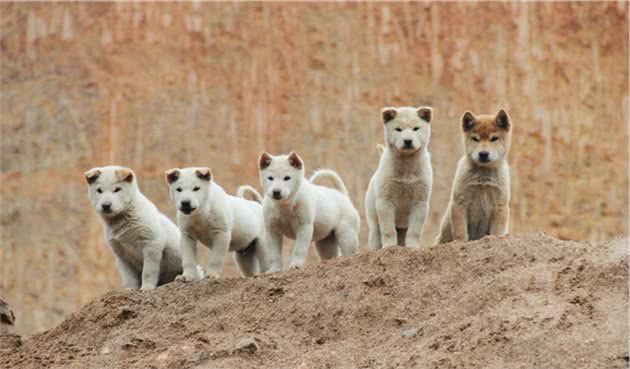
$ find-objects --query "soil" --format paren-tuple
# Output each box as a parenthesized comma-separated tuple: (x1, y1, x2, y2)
(2, 232, 628, 369)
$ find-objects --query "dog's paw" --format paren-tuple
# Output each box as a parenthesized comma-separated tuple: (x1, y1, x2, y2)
(175, 273, 200, 282)
(140, 285, 156, 291)
(287, 263, 303, 271)
(206, 271, 221, 280)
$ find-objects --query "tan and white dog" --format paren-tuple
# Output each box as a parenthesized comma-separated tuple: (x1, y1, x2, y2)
(436, 109, 512, 244)
(165, 167, 267, 279)
(365, 106, 434, 249)
(85, 166, 182, 290)
(259, 152, 360, 271)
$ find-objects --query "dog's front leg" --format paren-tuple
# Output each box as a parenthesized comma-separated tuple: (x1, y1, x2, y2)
(490, 205, 509, 236)
(265, 231, 283, 272)
(405, 201, 429, 248)
(114, 255, 140, 289)
(375, 199, 397, 247)
(140, 243, 163, 290)
(176, 234, 203, 282)
(207, 231, 231, 278)
(288, 224, 313, 269)
(450, 204, 469, 241)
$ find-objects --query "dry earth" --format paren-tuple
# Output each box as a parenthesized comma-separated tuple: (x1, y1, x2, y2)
(1, 233, 628, 369)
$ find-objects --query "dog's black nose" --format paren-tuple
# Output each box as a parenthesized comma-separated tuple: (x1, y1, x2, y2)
(403, 139, 413, 148)
(101, 202, 112, 212)
(181, 200, 191, 208)
(478, 151, 490, 162)
(272, 190, 282, 199)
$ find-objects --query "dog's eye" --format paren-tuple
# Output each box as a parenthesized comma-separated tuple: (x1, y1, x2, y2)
(413, 127, 420, 131)
(113, 187, 122, 193)
(472, 137, 480, 142)
(490, 136, 499, 142)
(176, 188, 182, 192)
(395, 128, 402, 132)
(267, 176, 274, 181)
(284, 176, 291, 181)
(96, 188, 103, 194)
(193, 186, 200, 192)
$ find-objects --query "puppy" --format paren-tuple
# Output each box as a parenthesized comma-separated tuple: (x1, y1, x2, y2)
(84, 166, 182, 290)
(259, 152, 360, 271)
(165, 167, 267, 279)
(436, 109, 512, 244)
(365, 106, 434, 249)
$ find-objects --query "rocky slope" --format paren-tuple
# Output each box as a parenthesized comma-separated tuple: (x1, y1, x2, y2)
(2, 233, 628, 369)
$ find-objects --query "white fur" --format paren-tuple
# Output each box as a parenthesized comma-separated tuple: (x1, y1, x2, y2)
(166, 168, 267, 279)
(365, 106, 433, 249)
(236, 185, 263, 204)
(85, 166, 182, 290)
(259, 153, 360, 271)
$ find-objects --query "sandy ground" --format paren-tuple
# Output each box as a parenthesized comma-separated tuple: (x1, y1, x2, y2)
(1, 232, 628, 369)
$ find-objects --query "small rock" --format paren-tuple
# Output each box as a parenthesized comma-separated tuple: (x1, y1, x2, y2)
(100, 346, 112, 355)
(191, 350, 209, 363)
(401, 327, 418, 338)
(233, 336, 259, 354)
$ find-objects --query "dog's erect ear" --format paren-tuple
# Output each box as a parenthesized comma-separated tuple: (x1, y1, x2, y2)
(381, 107, 397, 124)
(165, 168, 180, 184)
(462, 111, 476, 131)
(259, 152, 273, 170)
(496, 109, 511, 131)
(84, 168, 101, 184)
(115, 168, 134, 183)
(287, 152, 303, 170)
(417, 107, 432, 123)
(195, 168, 212, 181)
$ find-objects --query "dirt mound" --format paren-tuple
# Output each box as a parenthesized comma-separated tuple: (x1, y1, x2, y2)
(2, 233, 628, 369)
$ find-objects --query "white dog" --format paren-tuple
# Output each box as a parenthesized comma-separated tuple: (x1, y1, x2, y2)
(365, 106, 433, 249)
(84, 166, 182, 290)
(165, 167, 267, 279)
(258, 152, 360, 271)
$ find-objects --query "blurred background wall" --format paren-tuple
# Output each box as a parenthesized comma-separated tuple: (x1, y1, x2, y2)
(0, 2, 627, 334)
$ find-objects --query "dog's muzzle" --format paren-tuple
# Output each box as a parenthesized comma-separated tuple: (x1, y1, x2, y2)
(478, 151, 490, 163)
(101, 202, 112, 213)
(272, 190, 283, 200)
(403, 139, 414, 149)
(179, 200, 195, 214)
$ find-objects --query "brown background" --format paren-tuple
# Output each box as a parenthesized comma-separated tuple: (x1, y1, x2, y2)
(0, 2, 627, 335)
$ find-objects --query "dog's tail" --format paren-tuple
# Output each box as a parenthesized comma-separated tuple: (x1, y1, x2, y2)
(236, 185, 263, 204)
(309, 169, 349, 197)
(376, 144, 385, 155)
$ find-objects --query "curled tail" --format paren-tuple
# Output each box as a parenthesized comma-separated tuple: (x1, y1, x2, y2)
(309, 169, 349, 196)
(236, 185, 263, 204)
(376, 144, 385, 155)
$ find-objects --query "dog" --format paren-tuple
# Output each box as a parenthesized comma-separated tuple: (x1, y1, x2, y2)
(435, 109, 512, 244)
(258, 152, 360, 271)
(165, 167, 267, 279)
(84, 166, 182, 290)
(365, 106, 433, 249)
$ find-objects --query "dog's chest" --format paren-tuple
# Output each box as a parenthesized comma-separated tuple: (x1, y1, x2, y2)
(466, 185, 500, 239)
(381, 177, 428, 205)
(276, 215, 301, 239)
(184, 218, 216, 246)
